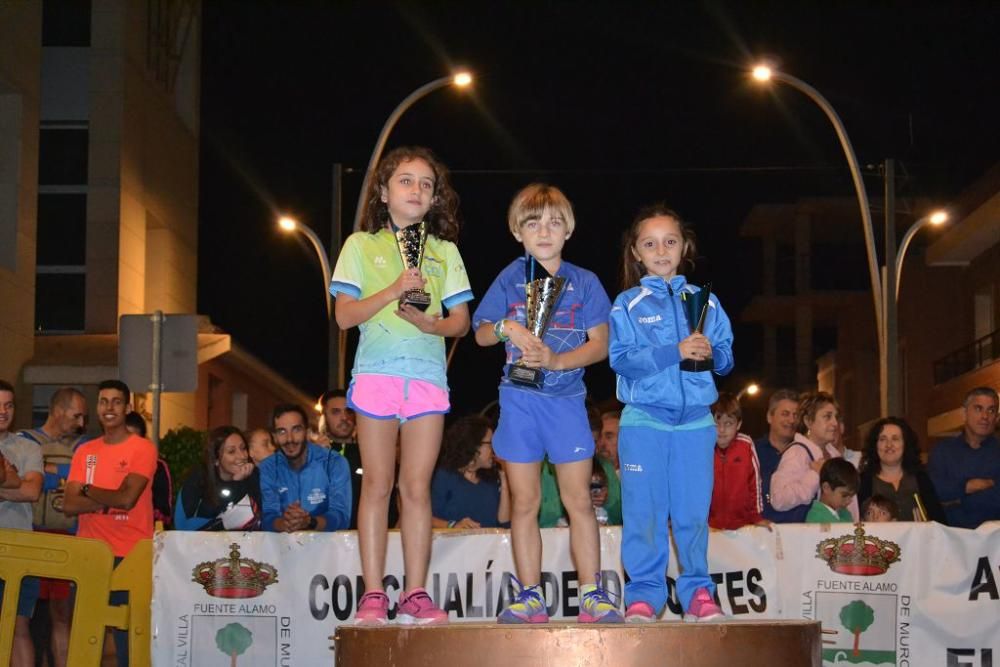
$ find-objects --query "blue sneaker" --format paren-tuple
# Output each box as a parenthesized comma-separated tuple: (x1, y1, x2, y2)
(498, 576, 548, 624)
(579, 574, 623, 624)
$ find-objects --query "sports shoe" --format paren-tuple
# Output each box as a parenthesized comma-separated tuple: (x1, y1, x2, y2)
(683, 587, 724, 623)
(579, 574, 623, 624)
(498, 576, 549, 624)
(397, 588, 449, 626)
(356, 590, 389, 626)
(625, 601, 657, 623)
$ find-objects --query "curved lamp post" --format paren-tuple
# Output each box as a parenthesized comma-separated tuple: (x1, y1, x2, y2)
(278, 215, 332, 319)
(352, 71, 473, 231)
(751, 64, 884, 353)
(895, 210, 948, 300)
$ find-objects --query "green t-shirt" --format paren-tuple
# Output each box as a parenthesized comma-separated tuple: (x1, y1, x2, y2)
(330, 229, 473, 389)
(805, 499, 853, 524)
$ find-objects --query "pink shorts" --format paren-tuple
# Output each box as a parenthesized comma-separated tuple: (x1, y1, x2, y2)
(347, 374, 450, 422)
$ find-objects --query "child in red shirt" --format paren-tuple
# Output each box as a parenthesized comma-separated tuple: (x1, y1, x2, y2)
(708, 392, 767, 530)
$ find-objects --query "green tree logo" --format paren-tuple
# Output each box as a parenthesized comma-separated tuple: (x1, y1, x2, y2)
(215, 622, 253, 667)
(839, 600, 875, 656)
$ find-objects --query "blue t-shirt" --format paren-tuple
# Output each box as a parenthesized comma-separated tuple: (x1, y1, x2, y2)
(472, 257, 612, 397)
(430, 469, 505, 528)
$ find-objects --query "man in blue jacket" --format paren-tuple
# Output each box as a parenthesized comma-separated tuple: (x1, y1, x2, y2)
(259, 404, 351, 532)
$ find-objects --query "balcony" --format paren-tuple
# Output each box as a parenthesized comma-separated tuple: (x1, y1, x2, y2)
(933, 329, 1000, 385)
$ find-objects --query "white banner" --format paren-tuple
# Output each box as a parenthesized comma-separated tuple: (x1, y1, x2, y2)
(152, 523, 1000, 667)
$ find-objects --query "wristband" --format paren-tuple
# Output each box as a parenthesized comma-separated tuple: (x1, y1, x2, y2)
(493, 319, 509, 342)
(307, 515, 318, 530)
(447, 520, 457, 528)
(81, 483, 91, 498)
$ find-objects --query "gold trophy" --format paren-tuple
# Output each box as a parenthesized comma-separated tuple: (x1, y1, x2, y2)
(394, 221, 431, 311)
(679, 282, 714, 372)
(507, 255, 567, 389)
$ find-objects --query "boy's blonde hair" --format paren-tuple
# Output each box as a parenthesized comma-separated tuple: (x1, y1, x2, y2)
(507, 183, 576, 237)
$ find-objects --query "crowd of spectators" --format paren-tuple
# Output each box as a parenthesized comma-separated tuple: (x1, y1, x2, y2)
(1, 376, 998, 664)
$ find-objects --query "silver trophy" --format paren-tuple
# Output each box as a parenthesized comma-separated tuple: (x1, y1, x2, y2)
(507, 255, 567, 389)
(394, 221, 431, 311)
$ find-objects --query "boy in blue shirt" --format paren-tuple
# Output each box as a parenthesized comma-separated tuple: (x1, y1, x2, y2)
(473, 183, 621, 624)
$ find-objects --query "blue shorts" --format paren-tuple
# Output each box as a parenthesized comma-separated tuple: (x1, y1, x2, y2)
(493, 386, 595, 464)
(0, 576, 40, 618)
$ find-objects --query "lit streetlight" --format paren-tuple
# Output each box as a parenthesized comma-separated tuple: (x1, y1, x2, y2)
(278, 215, 347, 388)
(352, 71, 474, 231)
(752, 63, 893, 412)
(751, 64, 883, 350)
(895, 210, 948, 300)
(737, 382, 760, 401)
(277, 215, 332, 318)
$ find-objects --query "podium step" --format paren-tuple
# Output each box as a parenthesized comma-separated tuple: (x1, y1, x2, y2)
(334, 620, 822, 666)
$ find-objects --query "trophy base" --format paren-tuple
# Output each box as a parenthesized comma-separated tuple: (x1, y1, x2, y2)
(507, 365, 543, 389)
(399, 290, 431, 312)
(680, 357, 714, 373)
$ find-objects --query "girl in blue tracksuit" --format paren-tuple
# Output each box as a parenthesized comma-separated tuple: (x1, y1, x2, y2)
(608, 204, 734, 623)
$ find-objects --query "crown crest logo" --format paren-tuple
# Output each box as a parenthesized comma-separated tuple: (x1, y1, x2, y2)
(191, 543, 279, 598)
(816, 523, 901, 576)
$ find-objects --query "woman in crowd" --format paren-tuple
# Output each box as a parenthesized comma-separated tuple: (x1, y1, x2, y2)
(174, 425, 261, 530)
(770, 391, 858, 521)
(858, 417, 945, 522)
(431, 415, 510, 529)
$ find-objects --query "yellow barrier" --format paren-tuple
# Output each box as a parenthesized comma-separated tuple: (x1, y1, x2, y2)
(0, 530, 152, 666)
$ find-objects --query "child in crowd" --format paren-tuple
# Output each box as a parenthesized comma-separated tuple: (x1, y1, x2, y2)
(330, 146, 473, 626)
(245, 428, 276, 465)
(862, 494, 899, 522)
(708, 392, 766, 531)
(806, 458, 859, 524)
(609, 204, 734, 623)
(473, 184, 620, 624)
(590, 457, 612, 525)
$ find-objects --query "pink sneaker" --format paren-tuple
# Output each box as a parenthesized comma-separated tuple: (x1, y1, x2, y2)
(397, 588, 448, 626)
(683, 588, 724, 623)
(356, 590, 389, 626)
(625, 601, 657, 623)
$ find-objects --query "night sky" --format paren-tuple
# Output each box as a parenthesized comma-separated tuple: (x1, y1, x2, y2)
(197, 1, 1000, 420)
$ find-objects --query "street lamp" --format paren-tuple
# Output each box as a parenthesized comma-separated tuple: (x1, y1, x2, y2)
(352, 71, 474, 231)
(278, 215, 347, 388)
(751, 64, 883, 348)
(277, 215, 332, 318)
(752, 63, 890, 412)
(737, 382, 760, 401)
(894, 210, 948, 300)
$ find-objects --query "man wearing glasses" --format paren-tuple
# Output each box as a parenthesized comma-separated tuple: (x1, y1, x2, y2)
(259, 404, 351, 532)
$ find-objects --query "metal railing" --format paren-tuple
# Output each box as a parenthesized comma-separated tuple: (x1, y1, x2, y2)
(933, 329, 1000, 385)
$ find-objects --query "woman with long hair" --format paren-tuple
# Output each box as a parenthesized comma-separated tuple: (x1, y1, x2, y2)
(858, 417, 945, 522)
(174, 426, 261, 531)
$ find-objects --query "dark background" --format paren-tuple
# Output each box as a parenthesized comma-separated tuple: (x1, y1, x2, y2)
(197, 1, 1000, 421)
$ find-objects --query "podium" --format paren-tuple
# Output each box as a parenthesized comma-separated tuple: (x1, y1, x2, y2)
(334, 620, 822, 666)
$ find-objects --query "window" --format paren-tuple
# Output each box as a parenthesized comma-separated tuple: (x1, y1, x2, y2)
(37, 122, 87, 333)
(38, 128, 88, 185)
(34, 273, 86, 332)
(37, 194, 86, 265)
(42, 0, 92, 47)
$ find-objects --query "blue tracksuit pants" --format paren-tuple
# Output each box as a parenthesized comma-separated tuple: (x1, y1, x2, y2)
(620, 422, 716, 613)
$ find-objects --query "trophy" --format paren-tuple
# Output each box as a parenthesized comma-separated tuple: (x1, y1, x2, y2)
(679, 282, 714, 372)
(394, 221, 431, 311)
(507, 255, 567, 389)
